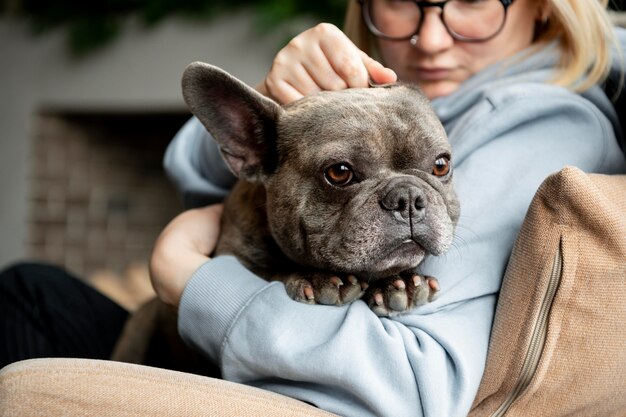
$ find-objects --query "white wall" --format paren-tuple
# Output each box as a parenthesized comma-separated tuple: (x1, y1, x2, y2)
(0, 12, 306, 268)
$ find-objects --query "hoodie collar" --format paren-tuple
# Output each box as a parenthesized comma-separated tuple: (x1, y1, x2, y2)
(430, 40, 561, 124)
(429, 34, 625, 148)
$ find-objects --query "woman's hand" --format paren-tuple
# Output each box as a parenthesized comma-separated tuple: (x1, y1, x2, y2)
(149, 204, 224, 308)
(258, 23, 397, 104)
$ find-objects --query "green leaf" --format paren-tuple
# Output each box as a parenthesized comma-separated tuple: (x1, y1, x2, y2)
(2, 0, 349, 57)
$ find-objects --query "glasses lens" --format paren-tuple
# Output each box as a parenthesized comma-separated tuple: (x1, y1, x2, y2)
(364, 0, 507, 41)
(367, 0, 421, 39)
(444, 0, 506, 40)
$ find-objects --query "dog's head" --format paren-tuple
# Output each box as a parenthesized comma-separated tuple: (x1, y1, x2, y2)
(183, 62, 459, 279)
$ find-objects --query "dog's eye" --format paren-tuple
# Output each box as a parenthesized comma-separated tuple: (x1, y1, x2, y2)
(432, 156, 451, 177)
(324, 163, 354, 186)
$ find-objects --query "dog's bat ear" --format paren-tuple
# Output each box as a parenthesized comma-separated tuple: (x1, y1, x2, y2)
(182, 62, 282, 181)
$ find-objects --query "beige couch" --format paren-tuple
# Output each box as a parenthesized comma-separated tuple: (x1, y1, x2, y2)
(0, 357, 337, 417)
(1, 167, 625, 417)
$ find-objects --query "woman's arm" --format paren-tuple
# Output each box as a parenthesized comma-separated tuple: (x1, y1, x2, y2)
(164, 118, 236, 209)
(149, 204, 222, 307)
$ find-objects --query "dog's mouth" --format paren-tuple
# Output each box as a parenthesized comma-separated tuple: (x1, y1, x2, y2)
(363, 238, 428, 279)
(394, 238, 428, 260)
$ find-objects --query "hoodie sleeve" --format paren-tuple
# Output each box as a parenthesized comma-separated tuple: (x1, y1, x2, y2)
(164, 117, 236, 208)
(179, 256, 495, 417)
(177, 85, 625, 417)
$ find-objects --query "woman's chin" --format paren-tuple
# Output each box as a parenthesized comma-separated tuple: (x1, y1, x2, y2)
(418, 81, 460, 100)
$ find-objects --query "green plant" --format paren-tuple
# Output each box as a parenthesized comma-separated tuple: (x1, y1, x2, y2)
(5, 0, 624, 57)
(2, 0, 347, 57)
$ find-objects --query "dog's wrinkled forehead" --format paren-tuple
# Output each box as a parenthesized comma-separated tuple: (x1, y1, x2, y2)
(278, 85, 447, 151)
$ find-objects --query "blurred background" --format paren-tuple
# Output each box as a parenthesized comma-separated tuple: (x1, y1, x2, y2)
(1, 0, 625, 309)
(0, 0, 344, 308)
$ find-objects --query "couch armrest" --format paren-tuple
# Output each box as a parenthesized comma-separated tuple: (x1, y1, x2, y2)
(0, 358, 339, 417)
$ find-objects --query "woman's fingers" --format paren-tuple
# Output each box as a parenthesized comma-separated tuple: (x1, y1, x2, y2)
(262, 23, 396, 104)
(318, 25, 370, 88)
(360, 52, 398, 85)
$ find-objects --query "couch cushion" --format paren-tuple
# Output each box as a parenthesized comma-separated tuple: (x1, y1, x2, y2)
(469, 167, 626, 416)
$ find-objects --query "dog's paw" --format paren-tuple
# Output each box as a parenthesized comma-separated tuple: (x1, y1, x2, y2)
(365, 274, 439, 317)
(284, 272, 368, 306)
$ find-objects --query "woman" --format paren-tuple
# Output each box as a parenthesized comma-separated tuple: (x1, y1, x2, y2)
(1, 1, 625, 416)
(154, 1, 626, 416)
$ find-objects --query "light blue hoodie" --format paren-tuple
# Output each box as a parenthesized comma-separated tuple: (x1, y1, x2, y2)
(164, 31, 626, 417)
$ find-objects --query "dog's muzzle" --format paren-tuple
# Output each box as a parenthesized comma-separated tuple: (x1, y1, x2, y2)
(380, 177, 428, 223)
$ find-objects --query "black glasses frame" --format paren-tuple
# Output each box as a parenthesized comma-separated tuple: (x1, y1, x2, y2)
(358, 0, 516, 43)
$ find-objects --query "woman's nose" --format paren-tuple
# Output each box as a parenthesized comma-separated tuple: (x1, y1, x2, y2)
(412, 10, 454, 53)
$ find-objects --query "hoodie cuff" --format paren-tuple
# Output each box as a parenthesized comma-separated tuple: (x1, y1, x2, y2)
(178, 255, 270, 362)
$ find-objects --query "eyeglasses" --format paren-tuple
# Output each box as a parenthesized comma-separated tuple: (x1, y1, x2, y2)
(359, 0, 515, 43)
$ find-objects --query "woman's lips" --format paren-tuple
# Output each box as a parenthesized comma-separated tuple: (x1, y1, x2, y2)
(414, 67, 453, 81)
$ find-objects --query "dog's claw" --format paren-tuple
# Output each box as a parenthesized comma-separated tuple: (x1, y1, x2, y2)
(374, 292, 384, 306)
(365, 273, 440, 317)
(284, 272, 367, 306)
(393, 279, 406, 290)
(304, 286, 315, 300)
(330, 276, 343, 287)
(412, 274, 422, 287)
(426, 276, 440, 302)
(369, 291, 388, 316)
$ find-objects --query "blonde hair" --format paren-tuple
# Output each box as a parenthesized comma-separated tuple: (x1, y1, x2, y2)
(343, 0, 618, 92)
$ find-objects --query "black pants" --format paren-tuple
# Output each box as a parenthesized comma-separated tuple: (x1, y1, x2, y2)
(0, 262, 129, 369)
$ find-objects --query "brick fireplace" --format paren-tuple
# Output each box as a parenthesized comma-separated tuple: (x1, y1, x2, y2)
(27, 111, 188, 281)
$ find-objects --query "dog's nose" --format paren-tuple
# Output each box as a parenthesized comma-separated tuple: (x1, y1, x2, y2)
(381, 182, 426, 220)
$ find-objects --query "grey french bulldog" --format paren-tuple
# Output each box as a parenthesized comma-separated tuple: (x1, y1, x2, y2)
(111, 62, 459, 368)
